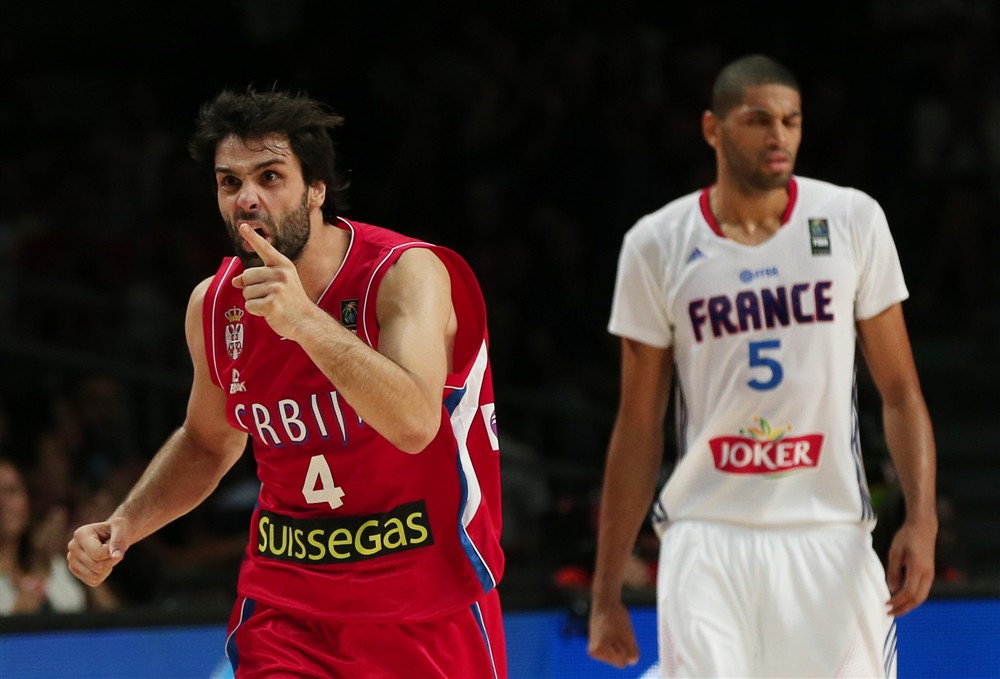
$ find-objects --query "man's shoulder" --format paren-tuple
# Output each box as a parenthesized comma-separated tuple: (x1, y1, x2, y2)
(627, 187, 705, 239)
(338, 217, 431, 249)
(793, 175, 878, 209)
(792, 177, 889, 233)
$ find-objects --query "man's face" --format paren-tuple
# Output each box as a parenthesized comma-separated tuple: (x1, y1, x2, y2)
(214, 133, 313, 267)
(715, 84, 802, 191)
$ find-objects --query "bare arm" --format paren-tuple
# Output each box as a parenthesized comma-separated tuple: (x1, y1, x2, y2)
(67, 278, 248, 586)
(233, 224, 454, 453)
(589, 338, 673, 668)
(857, 303, 937, 616)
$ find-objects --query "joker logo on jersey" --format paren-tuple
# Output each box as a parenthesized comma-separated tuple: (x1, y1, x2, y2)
(709, 417, 823, 475)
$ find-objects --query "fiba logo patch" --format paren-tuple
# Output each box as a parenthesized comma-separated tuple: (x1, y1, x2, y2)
(808, 218, 831, 255)
(341, 300, 359, 332)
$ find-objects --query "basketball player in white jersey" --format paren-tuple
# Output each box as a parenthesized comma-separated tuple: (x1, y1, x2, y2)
(588, 54, 937, 677)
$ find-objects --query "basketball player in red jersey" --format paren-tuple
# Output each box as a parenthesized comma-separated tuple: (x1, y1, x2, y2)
(67, 88, 507, 678)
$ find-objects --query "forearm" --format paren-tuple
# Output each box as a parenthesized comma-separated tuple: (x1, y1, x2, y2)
(293, 307, 440, 451)
(883, 391, 937, 526)
(591, 422, 664, 603)
(113, 426, 242, 543)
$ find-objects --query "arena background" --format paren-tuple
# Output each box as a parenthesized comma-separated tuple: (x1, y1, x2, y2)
(3, 1, 999, 676)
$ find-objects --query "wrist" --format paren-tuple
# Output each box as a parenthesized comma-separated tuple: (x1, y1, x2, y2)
(591, 576, 625, 603)
(903, 505, 938, 527)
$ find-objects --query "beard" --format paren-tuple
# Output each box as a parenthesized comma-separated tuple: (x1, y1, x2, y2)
(227, 191, 311, 267)
(721, 135, 795, 192)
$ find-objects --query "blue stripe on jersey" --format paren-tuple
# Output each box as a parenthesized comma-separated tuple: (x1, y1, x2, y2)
(651, 497, 668, 525)
(674, 366, 688, 463)
(449, 341, 497, 593)
(444, 385, 468, 415)
(883, 619, 898, 677)
(225, 597, 256, 673)
(470, 601, 499, 679)
(850, 369, 875, 522)
(456, 451, 496, 592)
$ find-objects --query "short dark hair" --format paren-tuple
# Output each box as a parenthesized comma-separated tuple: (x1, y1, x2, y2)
(711, 55, 800, 117)
(188, 86, 349, 220)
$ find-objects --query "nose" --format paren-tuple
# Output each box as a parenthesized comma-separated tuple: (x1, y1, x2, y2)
(767, 120, 793, 148)
(236, 185, 260, 212)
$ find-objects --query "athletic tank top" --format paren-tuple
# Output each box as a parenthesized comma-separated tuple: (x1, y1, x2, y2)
(203, 218, 504, 621)
(609, 177, 908, 530)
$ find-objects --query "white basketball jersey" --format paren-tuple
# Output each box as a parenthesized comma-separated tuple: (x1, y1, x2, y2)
(608, 176, 909, 529)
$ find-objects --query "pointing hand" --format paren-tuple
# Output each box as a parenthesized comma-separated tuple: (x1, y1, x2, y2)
(231, 223, 313, 340)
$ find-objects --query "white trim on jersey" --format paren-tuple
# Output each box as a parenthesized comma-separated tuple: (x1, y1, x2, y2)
(314, 216, 357, 307)
(209, 258, 241, 388)
(450, 340, 497, 591)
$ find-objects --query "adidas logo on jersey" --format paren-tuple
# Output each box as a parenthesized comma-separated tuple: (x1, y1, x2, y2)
(685, 247, 705, 264)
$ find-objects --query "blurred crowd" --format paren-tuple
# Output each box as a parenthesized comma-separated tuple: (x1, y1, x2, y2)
(2, 1, 996, 616)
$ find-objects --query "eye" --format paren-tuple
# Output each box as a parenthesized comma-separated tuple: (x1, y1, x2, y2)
(261, 170, 280, 184)
(218, 175, 240, 192)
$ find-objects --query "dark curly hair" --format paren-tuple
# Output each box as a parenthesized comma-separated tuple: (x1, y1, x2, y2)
(188, 86, 350, 220)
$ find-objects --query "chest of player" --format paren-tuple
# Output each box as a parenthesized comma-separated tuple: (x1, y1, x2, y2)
(671, 218, 858, 345)
(218, 289, 376, 451)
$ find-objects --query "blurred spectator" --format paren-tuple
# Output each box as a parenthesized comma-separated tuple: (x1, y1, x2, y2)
(0, 457, 117, 615)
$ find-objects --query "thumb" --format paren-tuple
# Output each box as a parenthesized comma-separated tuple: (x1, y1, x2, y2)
(107, 523, 128, 561)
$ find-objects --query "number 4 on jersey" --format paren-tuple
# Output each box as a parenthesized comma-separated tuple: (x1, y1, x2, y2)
(302, 454, 346, 509)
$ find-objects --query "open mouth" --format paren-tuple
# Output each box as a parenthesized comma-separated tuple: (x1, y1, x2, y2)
(237, 221, 273, 251)
(242, 219, 270, 235)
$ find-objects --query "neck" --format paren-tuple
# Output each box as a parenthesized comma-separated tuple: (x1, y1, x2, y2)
(296, 220, 352, 301)
(710, 181, 790, 244)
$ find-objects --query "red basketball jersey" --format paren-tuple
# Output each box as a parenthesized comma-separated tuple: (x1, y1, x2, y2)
(203, 218, 504, 622)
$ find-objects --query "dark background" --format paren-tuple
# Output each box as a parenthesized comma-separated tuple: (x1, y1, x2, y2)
(2, 0, 998, 613)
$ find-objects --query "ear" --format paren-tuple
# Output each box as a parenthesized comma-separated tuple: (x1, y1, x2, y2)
(702, 110, 719, 149)
(308, 182, 327, 208)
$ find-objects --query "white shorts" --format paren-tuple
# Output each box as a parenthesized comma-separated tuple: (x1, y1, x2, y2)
(656, 521, 896, 678)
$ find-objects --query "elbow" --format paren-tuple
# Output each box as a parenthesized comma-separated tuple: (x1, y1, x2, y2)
(393, 416, 441, 455)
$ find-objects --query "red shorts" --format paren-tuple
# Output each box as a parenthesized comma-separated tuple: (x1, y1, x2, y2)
(224, 589, 507, 679)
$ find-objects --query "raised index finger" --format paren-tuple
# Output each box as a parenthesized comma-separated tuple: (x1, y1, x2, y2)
(238, 223, 286, 266)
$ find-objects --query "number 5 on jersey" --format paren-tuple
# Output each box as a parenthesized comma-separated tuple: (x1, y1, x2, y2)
(302, 454, 346, 509)
(748, 339, 784, 391)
